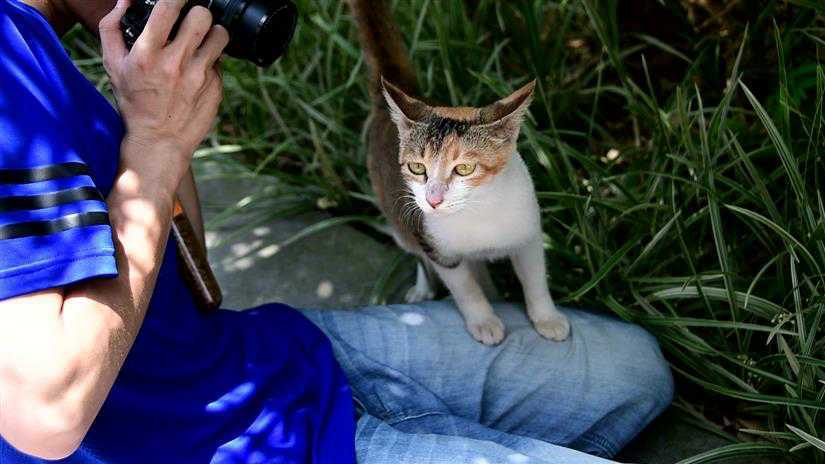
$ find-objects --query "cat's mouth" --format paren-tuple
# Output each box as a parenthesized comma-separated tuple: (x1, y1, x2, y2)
(418, 201, 461, 216)
(409, 185, 465, 216)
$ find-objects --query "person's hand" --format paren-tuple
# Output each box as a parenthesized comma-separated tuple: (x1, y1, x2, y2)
(99, 0, 229, 190)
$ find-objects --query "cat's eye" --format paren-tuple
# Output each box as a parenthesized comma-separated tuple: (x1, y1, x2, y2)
(454, 163, 476, 176)
(408, 162, 427, 175)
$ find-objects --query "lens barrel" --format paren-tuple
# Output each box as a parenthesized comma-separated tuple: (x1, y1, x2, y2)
(217, 0, 298, 66)
(121, 0, 298, 67)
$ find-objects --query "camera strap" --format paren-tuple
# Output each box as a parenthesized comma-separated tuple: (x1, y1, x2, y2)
(172, 198, 223, 313)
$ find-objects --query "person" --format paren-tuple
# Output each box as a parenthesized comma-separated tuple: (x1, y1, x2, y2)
(0, 0, 674, 462)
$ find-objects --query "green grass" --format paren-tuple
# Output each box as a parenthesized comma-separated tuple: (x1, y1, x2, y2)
(65, 1, 825, 462)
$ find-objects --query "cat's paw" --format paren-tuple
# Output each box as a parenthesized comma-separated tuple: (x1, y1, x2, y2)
(405, 285, 435, 303)
(533, 313, 570, 341)
(467, 315, 506, 345)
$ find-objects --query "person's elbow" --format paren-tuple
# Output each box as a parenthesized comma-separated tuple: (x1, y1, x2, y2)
(0, 292, 126, 458)
(0, 360, 90, 459)
(0, 290, 116, 458)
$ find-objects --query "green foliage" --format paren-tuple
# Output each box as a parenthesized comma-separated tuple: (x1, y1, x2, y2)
(66, 1, 824, 461)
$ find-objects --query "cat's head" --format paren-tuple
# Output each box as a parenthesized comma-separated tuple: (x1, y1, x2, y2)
(382, 78, 535, 216)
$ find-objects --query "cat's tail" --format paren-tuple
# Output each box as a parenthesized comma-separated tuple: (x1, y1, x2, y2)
(347, 0, 419, 105)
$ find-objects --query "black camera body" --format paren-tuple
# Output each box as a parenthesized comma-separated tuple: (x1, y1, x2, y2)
(121, 0, 298, 67)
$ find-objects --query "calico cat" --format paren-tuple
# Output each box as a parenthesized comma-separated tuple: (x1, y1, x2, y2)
(348, 0, 569, 345)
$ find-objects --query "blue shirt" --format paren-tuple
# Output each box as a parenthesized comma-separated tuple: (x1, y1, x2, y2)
(0, 1, 356, 462)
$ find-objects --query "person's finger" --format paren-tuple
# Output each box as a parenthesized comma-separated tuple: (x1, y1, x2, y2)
(192, 63, 222, 101)
(135, 0, 187, 50)
(99, 0, 131, 68)
(190, 67, 223, 128)
(193, 25, 229, 68)
(171, 5, 213, 60)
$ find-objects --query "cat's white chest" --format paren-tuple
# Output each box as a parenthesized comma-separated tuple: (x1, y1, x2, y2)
(424, 155, 541, 259)
(428, 205, 536, 258)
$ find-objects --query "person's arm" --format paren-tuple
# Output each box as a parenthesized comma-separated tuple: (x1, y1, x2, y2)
(0, 0, 228, 459)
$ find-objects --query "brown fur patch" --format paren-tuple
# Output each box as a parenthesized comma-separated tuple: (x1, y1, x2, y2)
(444, 134, 462, 161)
(431, 106, 481, 121)
(467, 163, 503, 187)
(347, 0, 419, 103)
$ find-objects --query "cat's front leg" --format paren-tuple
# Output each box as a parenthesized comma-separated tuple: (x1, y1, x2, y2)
(510, 238, 570, 341)
(405, 261, 436, 303)
(432, 260, 505, 345)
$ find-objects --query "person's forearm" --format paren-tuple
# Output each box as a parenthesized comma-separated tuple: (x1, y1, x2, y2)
(59, 144, 182, 441)
(0, 143, 181, 458)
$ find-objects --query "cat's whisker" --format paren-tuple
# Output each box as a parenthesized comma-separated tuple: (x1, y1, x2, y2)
(399, 199, 423, 229)
(393, 191, 416, 207)
(448, 199, 486, 212)
(401, 205, 416, 225)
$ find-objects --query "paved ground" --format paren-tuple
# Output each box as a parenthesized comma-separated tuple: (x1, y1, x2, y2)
(196, 160, 405, 310)
(195, 160, 756, 464)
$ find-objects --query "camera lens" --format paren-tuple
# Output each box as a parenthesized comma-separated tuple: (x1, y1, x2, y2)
(213, 0, 298, 67)
(251, 2, 298, 66)
(121, 0, 298, 67)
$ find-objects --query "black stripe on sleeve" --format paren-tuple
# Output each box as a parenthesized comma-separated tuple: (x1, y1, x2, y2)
(0, 162, 91, 184)
(0, 212, 110, 240)
(0, 186, 105, 213)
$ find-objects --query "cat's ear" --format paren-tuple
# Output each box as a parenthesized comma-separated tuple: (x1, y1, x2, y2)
(382, 77, 428, 134)
(476, 80, 535, 142)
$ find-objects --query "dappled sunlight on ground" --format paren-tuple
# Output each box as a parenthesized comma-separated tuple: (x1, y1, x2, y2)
(195, 159, 405, 311)
(316, 280, 334, 299)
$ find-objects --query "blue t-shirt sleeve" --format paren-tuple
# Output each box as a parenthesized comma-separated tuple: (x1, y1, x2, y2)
(0, 156, 119, 301)
(0, 0, 121, 301)
(0, 62, 118, 299)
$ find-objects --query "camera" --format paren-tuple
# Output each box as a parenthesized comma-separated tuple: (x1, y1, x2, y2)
(121, 0, 298, 67)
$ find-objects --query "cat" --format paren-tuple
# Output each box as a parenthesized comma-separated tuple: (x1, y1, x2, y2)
(347, 0, 569, 345)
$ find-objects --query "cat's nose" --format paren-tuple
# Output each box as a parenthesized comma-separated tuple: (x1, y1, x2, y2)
(426, 191, 444, 208)
(425, 182, 447, 208)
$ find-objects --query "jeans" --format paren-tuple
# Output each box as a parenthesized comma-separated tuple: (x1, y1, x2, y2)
(301, 301, 673, 464)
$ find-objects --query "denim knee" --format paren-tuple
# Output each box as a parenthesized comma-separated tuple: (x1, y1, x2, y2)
(612, 323, 674, 417)
(570, 321, 674, 457)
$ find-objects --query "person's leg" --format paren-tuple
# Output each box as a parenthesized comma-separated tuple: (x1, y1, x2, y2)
(301, 301, 673, 459)
(355, 413, 614, 464)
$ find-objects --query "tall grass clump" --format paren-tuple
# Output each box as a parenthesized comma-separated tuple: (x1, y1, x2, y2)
(66, 1, 824, 462)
